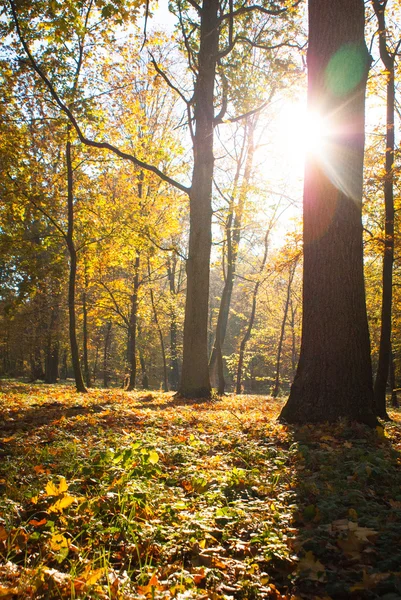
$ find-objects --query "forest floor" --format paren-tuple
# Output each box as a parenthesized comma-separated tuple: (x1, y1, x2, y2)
(1, 382, 401, 600)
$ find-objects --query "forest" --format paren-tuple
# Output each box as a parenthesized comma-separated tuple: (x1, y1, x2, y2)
(1, 0, 401, 598)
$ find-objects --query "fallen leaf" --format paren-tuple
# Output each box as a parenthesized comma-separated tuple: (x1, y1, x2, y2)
(45, 477, 68, 497)
(29, 519, 47, 527)
(297, 551, 326, 581)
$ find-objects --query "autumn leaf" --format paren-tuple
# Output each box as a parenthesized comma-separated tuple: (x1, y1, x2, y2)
(48, 494, 78, 513)
(45, 477, 69, 497)
(0, 585, 18, 599)
(297, 551, 326, 581)
(148, 450, 159, 464)
(29, 518, 47, 527)
(137, 573, 163, 597)
(49, 533, 69, 552)
(350, 570, 391, 591)
(85, 568, 105, 587)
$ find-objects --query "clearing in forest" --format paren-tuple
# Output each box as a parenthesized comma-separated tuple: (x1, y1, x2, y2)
(1, 382, 401, 599)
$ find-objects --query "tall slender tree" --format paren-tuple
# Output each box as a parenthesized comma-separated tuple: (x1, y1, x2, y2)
(372, 0, 400, 419)
(280, 0, 377, 425)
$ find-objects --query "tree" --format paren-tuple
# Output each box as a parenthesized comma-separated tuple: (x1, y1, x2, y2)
(371, 0, 400, 419)
(280, 0, 378, 426)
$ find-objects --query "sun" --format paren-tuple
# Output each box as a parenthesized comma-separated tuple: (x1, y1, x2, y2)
(277, 101, 333, 172)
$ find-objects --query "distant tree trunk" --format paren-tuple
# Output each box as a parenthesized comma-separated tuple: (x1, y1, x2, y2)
(210, 116, 257, 391)
(372, 0, 397, 420)
(289, 299, 298, 375)
(137, 324, 149, 390)
(236, 284, 258, 395)
(280, 0, 377, 426)
(272, 262, 296, 397)
(30, 345, 44, 382)
(66, 141, 86, 393)
(139, 353, 149, 389)
(103, 321, 112, 388)
(236, 228, 269, 394)
(125, 252, 140, 391)
(148, 260, 168, 391)
(44, 302, 59, 384)
(178, 0, 220, 399)
(389, 345, 398, 408)
(167, 256, 180, 391)
(82, 261, 91, 387)
(60, 348, 68, 380)
(92, 339, 100, 385)
(82, 290, 91, 387)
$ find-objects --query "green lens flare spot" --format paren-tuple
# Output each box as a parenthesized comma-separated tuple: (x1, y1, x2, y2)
(325, 44, 366, 96)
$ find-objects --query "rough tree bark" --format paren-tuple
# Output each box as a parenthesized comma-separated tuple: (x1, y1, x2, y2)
(280, 0, 377, 425)
(372, 0, 398, 420)
(178, 0, 220, 398)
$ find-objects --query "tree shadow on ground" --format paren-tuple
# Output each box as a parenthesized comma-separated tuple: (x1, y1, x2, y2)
(287, 417, 401, 600)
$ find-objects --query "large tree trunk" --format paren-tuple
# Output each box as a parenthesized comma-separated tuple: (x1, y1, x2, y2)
(66, 141, 87, 393)
(178, 0, 220, 398)
(372, 0, 395, 420)
(280, 0, 376, 425)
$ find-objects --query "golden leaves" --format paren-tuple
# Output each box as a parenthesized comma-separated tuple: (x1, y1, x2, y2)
(45, 477, 68, 497)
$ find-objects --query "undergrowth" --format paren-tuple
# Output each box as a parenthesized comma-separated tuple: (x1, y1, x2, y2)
(1, 382, 401, 599)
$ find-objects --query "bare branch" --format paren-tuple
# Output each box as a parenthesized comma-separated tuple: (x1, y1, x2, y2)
(98, 281, 130, 327)
(219, 1, 302, 23)
(216, 98, 269, 125)
(149, 52, 192, 106)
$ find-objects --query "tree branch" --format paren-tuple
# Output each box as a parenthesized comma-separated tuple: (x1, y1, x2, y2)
(8, 0, 190, 195)
(219, 1, 302, 23)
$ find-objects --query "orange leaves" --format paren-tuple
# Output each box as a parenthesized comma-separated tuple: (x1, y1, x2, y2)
(29, 518, 47, 527)
(137, 573, 164, 598)
(0, 526, 7, 542)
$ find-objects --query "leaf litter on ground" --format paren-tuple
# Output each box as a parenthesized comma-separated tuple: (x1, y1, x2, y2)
(1, 381, 401, 599)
